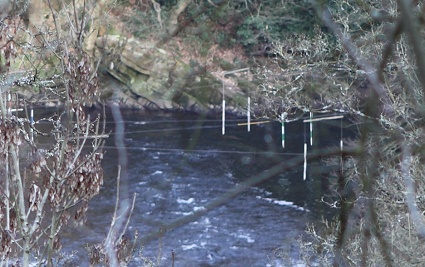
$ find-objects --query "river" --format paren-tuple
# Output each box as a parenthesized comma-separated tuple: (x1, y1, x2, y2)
(35, 108, 344, 266)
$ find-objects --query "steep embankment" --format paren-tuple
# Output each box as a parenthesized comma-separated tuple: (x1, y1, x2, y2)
(94, 34, 255, 114)
(86, 1, 263, 114)
(10, 0, 300, 115)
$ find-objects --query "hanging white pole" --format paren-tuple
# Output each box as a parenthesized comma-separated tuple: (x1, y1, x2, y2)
(222, 68, 249, 136)
(222, 99, 225, 135)
(7, 93, 11, 114)
(281, 112, 286, 149)
(340, 117, 343, 152)
(309, 111, 313, 146)
(247, 97, 251, 132)
(282, 122, 285, 148)
(30, 108, 34, 142)
(30, 108, 34, 125)
(303, 142, 307, 180)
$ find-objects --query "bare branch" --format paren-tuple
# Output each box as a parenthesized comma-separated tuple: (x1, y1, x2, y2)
(319, 6, 395, 118)
(401, 142, 425, 238)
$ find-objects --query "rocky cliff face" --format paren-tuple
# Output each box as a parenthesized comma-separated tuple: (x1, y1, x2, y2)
(95, 35, 251, 114)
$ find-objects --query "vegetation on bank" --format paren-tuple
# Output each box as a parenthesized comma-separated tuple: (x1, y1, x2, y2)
(110, 1, 425, 266)
(0, 1, 134, 266)
(1, 0, 425, 266)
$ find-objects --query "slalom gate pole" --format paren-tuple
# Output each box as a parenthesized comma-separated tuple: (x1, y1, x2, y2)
(247, 97, 250, 132)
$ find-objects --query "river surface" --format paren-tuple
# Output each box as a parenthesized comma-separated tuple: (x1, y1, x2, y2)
(43, 109, 344, 266)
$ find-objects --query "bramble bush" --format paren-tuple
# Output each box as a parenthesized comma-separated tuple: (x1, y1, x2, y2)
(0, 1, 135, 266)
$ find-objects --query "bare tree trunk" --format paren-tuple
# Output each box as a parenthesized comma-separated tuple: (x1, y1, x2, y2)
(167, 0, 192, 34)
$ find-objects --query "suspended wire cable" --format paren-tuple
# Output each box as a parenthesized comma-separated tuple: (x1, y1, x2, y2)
(113, 124, 223, 135)
(102, 145, 303, 156)
(106, 121, 269, 136)
(104, 118, 248, 124)
(113, 112, 346, 125)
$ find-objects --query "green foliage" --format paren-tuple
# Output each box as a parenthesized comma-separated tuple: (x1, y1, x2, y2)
(121, 8, 164, 39)
(118, 0, 326, 55)
(215, 30, 236, 47)
(183, 34, 210, 57)
(235, 0, 320, 52)
(236, 16, 266, 49)
(115, 0, 177, 10)
(213, 58, 234, 70)
(157, 0, 179, 10)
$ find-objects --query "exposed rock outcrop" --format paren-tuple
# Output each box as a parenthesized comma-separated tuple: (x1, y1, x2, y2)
(95, 35, 250, 114)
(18, 1, 254, 114)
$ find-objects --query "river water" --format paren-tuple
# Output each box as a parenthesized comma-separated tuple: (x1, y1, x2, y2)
(45, 109, 343, 266)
